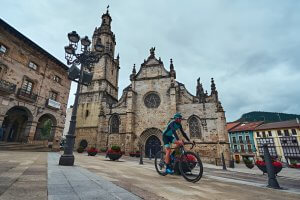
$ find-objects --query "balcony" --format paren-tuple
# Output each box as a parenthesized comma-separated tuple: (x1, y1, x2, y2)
(17, 88, 37, 102)
(0, 79, 16, 94)
(46, 98, 61, 110)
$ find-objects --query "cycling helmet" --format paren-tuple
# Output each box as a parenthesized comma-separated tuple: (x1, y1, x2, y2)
(173, 113, 183, 119)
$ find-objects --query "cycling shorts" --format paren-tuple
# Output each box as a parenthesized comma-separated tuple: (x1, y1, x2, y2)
(163, 135, 176, 148)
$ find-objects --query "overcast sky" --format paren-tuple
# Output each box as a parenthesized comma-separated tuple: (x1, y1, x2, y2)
(1, 0, 300, 121)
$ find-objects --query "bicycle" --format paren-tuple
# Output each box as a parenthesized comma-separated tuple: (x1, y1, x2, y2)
(154, 141, 203, 183)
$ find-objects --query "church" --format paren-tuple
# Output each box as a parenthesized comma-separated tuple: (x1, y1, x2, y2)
(74, 9, 230, 164)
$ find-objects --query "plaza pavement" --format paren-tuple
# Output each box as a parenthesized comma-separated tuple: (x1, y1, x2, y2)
(0, 150, 300, 200)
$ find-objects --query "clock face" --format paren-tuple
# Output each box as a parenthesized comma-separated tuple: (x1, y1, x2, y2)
(144, 93, 161, 108)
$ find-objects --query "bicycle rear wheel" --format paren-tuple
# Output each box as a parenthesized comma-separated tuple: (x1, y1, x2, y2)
(179, 151, 203, 182)
(154, 151, 167, 176)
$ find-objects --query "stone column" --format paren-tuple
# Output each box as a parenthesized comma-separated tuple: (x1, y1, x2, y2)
(125, 89, 135, 154)
(26, 121, 38, 143)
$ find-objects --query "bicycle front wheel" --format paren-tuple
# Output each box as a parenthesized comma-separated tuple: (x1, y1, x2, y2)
(154, 151, 167, 176)
(179, 151, 203, 182)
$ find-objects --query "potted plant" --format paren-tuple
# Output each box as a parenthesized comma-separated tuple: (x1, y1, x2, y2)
(243, 157, 254, 169)
(106, 145, 122, 161)
(135, 151, 141, 157)
(87, 147, 98, 156)
(77, 146, 85, 153)
(255, 160, 283, 174)
(129, 152, 136, 157)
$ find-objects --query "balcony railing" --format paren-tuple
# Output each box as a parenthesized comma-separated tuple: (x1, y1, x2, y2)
(17, 88, 37, 102)
(0, 79, 16, 94)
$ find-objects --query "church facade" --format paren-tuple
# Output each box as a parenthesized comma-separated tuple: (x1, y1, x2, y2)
(75, 10, 230, 164)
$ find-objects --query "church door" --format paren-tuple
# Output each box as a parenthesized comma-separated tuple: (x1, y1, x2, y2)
(145, 135, 161, 158)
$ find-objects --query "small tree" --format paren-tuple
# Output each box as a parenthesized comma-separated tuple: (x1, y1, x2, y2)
(40, 119, 52, 140)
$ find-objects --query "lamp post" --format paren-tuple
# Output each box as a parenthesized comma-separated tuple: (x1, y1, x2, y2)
(59, 31, 104, 166)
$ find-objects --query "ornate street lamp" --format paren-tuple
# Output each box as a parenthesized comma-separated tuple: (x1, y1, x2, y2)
(59, 31, 104, 166)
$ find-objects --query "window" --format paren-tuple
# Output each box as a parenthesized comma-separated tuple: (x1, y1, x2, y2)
(241, 145, 245, 152)
(189, 116, 201, 138)
(256, 132, 261, 137)
(232, 136, 236, 143)
(292, 129, 297, 135)
(49, 91, 58, 101)
(248, 145, 252, 152)
(246, 136, 250, 143)
(0, 44, 7, 54)
(110, 115, 120, 133)
(239, 136, 243, 143)
(53, 75, 61, 83)
(22, 79, 34, 94)
(277, 130, 282, 136)
(144, 93, 161, 108)
(268, 131, 272, 137)
(234, 145, 238, 152)
(262, 131, 266, 138)
(28, 61, 38, 70)
(284, 130, 289, 137)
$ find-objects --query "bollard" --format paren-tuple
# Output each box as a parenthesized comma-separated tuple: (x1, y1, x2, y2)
(229, 155, 235, 168)
(149, 148, 152, 160)
(221, 152, 227, 170)
(263, 144, 280, 189)
(139, 145, 143, 165)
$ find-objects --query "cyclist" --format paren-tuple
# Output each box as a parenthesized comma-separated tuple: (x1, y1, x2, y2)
(162, 112, 191, 174)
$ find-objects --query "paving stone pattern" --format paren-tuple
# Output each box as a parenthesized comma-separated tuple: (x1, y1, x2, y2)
(48, 153, 142, 200)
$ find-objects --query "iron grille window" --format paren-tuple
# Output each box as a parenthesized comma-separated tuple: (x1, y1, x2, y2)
(279, 136, 300, 158)
(0, 44, 7, 54)
(232, 136, 236, 143)
(189, 116, 201, 138)
(110, 115, 120, 133)
(28, 61, 38, 70)
(257, 138, 277, 158)
(22, 79, 33, 94)
(292, 129, 297, 135)
(144, 93, 161, 108)
(49, 91, 58, 101)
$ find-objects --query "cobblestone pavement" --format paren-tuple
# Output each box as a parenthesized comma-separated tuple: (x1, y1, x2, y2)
(0, 151, 299, 200)
(74, 152, 300, 200)
(0, 151, 47, 200)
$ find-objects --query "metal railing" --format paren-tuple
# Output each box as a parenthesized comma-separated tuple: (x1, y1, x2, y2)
(0, 79, 16, 93)
(17, 88, 37, 102)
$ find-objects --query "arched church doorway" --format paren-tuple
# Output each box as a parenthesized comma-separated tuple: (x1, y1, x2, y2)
(1, 106, 33, 142)
(34, 114, 57, 141)
(145, 135, 161, 158)
(140, 128, 162, 158)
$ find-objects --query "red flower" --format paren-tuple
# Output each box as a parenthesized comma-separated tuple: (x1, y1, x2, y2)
(255, 160, 266, 166)
(272, 161, 282, 168)
(87, 147, 98, 153)
(107, 149, 122, 154)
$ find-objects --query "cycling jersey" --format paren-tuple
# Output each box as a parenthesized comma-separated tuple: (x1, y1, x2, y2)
(162, 120, 190, 147)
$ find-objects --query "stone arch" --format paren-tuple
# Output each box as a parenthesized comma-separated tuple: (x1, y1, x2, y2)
(139, 128, 162, 157)
(188, 115, 202, 139)
(1, 106, 33, 142)
(34, 113, 57, 141)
